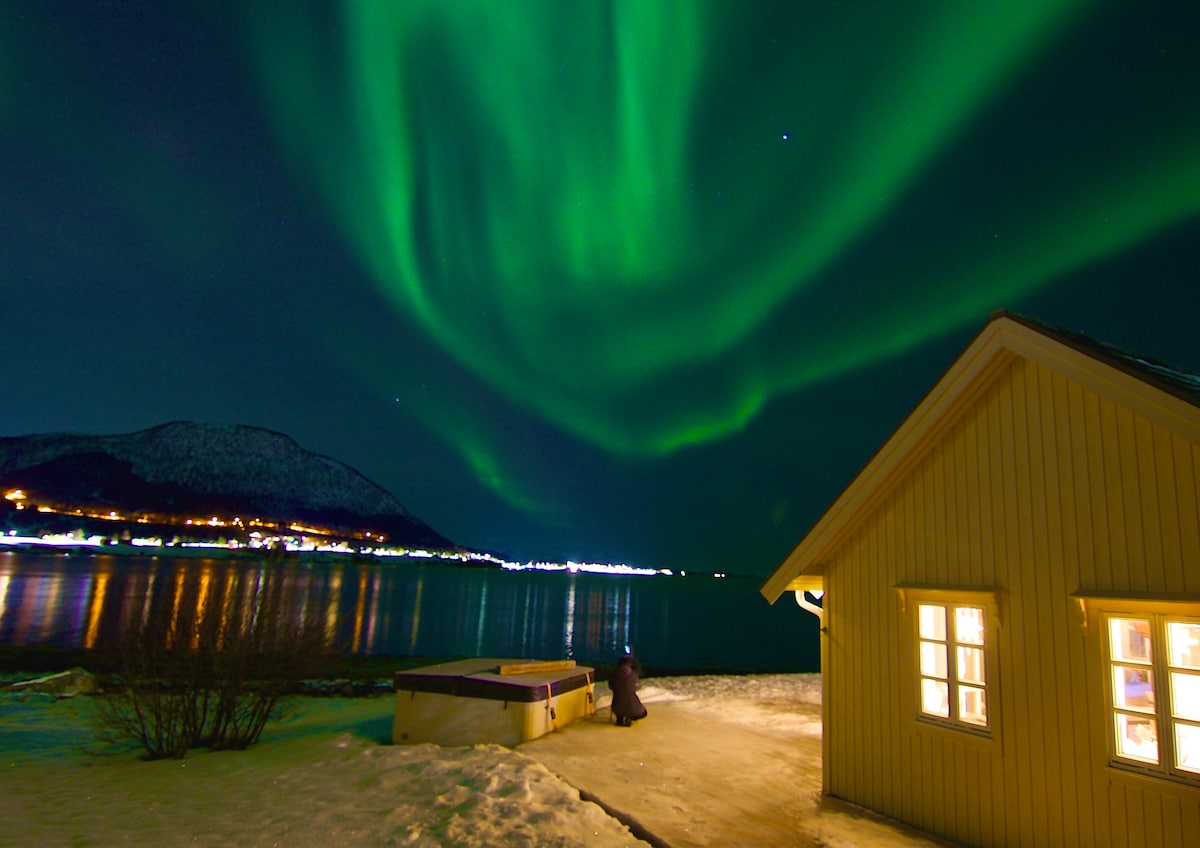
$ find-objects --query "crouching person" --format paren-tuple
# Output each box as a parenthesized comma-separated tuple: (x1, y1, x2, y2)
(610, 652, 647, 727)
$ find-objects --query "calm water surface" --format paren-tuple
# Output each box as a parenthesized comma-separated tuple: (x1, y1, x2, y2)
(0, 551, 820, 673)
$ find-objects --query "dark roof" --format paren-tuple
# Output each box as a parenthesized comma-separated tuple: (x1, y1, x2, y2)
(992, 309, 1200, 410)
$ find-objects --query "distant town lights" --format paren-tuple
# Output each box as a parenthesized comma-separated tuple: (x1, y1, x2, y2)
(498, 559, 662, 577)
(1, 497, 705, 578)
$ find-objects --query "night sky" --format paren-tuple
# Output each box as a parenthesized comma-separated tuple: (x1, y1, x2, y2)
(3, 2, 1198, 575)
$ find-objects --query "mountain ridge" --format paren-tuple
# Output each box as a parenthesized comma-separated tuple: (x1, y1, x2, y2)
(0, 421, 453, 550)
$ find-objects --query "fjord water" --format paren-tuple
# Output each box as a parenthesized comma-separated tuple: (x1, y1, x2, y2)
(0, 551, 819, 673)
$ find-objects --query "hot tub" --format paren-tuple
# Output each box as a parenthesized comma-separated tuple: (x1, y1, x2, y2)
(392, 658, 597, 746)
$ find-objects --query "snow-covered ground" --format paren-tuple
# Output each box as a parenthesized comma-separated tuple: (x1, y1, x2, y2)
(0, 673, 950, 847)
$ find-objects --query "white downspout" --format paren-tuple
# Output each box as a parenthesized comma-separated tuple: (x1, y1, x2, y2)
(793, 589, 824, 627)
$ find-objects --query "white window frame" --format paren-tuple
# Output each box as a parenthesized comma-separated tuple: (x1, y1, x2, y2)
(1103, 610, 1200, 784)
(897, 586, 999, 738)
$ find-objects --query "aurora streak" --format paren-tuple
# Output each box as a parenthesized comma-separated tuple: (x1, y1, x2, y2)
(252, 1, 1200, 482)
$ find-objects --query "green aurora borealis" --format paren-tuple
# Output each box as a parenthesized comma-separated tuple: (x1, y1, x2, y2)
(252, 2, 1199, 455)
(3, 1, 1199, 570)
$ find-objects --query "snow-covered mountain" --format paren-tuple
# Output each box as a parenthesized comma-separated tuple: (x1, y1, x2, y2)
(0, 421, 452, 549)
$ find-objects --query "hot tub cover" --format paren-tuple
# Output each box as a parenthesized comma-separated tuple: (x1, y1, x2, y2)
(394, 658, 595, 702)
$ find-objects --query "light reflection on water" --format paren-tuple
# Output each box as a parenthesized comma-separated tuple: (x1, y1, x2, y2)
(0, 551, 819, 673)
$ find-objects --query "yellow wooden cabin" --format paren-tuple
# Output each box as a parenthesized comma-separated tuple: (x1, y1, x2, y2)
(761, 311, 1200, 848)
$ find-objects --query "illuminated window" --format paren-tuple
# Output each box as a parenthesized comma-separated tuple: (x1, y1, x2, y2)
(1107, 614, 1200, 781)
(917, 603, 989, 730)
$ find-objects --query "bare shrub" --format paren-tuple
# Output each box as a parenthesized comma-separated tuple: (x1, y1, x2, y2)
(94, 562, 331, 759)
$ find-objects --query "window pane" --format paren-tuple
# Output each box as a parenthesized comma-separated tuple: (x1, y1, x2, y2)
(1171, 671, 1200, 721)
(920, 641, 947, 678)
(1176, 722, 1200, 774)
(955, 607, 985, 646)
(1114, 713, 1159, 763)
(921, 678, 949, 717)
(958, 685, 987, 726)
(1110, 618, 1152, 663)
(1112, 666, 1156, 711)
(919, 604, 946, 641)
(957, 646, 986, 685)
(1168, 621, 1200, 670)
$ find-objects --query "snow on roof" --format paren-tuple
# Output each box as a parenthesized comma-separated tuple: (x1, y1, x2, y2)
(996, 309, 1200, 410)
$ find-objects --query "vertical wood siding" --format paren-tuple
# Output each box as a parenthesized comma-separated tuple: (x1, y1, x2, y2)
(824, 358, 1200, 847)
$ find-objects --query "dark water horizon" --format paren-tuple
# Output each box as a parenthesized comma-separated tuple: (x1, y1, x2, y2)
(0, 550, 821, 675)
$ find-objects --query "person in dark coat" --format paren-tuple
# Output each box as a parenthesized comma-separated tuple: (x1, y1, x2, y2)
(609, 653, 647, 727)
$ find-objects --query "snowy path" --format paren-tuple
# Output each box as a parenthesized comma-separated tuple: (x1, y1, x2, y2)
(524, 675, 952, 848)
